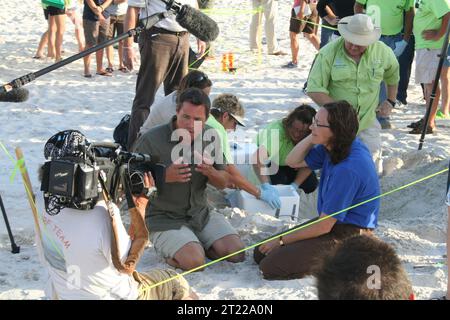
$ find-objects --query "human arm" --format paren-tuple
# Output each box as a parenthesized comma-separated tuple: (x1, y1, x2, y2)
(259, 213, 337, 255)
(252, 146, 271, 185)
(318, 0, 339, 26)
(422, 12, 450, 41)
(403, 8, 414, 42)
(393, 8, 414, 57)
(307, 92, 335, 106)
(285, 134, 314, 169)
(377, 49, 400, 116)
(226, 164, 261, 198)
(377, 84, 398, 117)
(129, 173, 153, 240)
(123, 5, 141, 70)
(250, 146, 281, 209)
(306, 52, 335, 105)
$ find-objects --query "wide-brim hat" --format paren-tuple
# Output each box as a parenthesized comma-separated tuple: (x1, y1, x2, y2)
(338, 14, 381, 47)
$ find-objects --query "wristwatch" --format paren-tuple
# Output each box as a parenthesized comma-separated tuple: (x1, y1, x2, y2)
(386, 98, 396, 108)
(279, 236, 285, 246)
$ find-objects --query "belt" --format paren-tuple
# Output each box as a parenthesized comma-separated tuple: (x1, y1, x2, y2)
(149, 27, 188, 36)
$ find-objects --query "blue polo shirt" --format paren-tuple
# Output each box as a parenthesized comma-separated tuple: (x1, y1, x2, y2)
(305, 138, 380, 229)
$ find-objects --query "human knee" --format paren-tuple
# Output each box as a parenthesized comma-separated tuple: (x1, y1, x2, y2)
(174, 244, 205, 270)
(212, 236, 245, 262)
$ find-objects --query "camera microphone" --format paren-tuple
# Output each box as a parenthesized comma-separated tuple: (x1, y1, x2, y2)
(0, 87, 29, 103)
(159, 0, 220, 42)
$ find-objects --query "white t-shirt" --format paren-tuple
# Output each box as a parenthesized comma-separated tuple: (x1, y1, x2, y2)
(39, 201, 139, 300)
(139, 0, 198, 32)
(140, 91, 177, 135)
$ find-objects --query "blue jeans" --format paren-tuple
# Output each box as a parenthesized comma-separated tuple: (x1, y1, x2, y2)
(379, 34, 403, 104)
(397, 35, 415, 103)
(320, 26, 335, 49)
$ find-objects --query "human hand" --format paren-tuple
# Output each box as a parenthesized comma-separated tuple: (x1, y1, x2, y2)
(98, 14, 108, 29)
(165, 158, 192, 183)
(393, 39, 408, 57)
(422, 29, 440, 41)
(259, 239, 280, 255)
(259, 183, 281, 209)
(123, 46, 138, 71)
(194, 150, 215, 177)
(197, 40, 207, 57)
(377, 100, 393, 117)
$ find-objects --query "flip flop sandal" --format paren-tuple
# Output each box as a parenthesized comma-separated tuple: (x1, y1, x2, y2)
(106, 67, 114, 73)
(96, 70, 112, 77)
(118, 67, 129, 73)
(409, 124, 434, 134)
(407, 118, 423, 129)
(84, 74, 92, 78)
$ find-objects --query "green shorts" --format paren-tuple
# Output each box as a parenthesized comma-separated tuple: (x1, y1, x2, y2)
(150, 211, 238, 259)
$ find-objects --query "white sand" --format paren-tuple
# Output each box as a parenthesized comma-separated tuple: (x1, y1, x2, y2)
(0, 0, 449, 300)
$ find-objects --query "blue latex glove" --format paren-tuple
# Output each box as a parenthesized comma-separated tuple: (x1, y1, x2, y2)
(259, 183, 281, 209)
(393, 40, 408, 57)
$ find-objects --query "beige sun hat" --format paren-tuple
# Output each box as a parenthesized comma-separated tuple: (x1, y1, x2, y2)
(337, 14, 381, 46)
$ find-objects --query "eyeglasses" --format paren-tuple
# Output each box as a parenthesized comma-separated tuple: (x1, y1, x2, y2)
(312, 117, 330, 128)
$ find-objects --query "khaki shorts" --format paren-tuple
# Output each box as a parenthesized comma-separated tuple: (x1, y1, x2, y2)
(83, 18, 110, 48)
(134, 269, 191, 300)
(415, 49, 440, 84)
(150, 211, 238, 259)
(107, 14, 125, 39)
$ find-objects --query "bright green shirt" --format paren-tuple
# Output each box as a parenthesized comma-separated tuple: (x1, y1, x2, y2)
(255, 119, 293, 166)
(414, 0, 450, 49)
(307, 37, 399, 132)
(357, 0, 414, 36)
(206, 116, 233, 164)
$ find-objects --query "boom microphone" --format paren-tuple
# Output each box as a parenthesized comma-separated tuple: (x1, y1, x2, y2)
(0, 87, 29, 103)
(161, 0, 219, 42)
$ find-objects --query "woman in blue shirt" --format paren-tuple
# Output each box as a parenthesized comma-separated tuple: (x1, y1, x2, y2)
(254, 101, 380, 280)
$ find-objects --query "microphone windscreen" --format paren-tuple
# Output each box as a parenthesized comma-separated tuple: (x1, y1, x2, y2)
(0, 87, 29, 103)
(176, 5, 219, 42)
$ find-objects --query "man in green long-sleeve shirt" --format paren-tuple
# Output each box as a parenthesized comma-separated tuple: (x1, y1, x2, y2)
(307, 14, 399, 173)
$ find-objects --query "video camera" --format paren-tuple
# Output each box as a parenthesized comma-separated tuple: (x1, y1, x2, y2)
(40, 137, 165, 215)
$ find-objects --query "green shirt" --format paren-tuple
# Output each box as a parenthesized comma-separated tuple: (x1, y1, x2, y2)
(134, 117, 226, 233)
(205, 115, 233, 164)
(307, 38, 399, 132)
(256, 119, 294, 167)
(414, 0, 450, 49)
(356, 0, 414, 36)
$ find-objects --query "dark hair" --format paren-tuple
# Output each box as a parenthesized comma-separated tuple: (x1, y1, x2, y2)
(316, 235, 413, 300)
(178, 70, 212, 92)
(176, 87, 211, 118)
(282, 104, 316, 131)
(323, 101, 359, 164)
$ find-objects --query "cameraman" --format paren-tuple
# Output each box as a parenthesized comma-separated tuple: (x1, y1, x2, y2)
(134, 88, 246, 271)
(38, 130, 197, 300)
